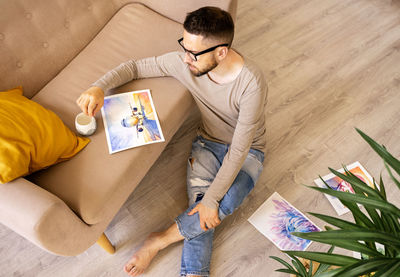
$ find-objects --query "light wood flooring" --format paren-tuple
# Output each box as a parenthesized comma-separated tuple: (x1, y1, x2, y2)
(1, 0, 400, 276)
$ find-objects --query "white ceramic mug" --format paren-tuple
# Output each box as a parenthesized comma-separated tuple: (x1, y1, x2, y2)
(75, 112, 97, 136)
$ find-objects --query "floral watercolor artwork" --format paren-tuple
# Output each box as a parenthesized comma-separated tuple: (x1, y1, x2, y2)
(248, 192, 320, 251)
(314, 161, 375, 216)
(101, 89, 164, 154)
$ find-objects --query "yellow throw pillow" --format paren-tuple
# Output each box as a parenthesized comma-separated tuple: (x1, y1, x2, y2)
(0, 87, 90, 184)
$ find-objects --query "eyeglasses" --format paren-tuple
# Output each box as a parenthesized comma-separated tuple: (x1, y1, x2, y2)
(178, 38, 229, 61)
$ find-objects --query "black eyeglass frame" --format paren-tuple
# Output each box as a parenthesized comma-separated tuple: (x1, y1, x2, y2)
(178, 38, 229, 61)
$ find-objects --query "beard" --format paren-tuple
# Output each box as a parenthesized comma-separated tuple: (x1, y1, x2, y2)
(188, 58, 219, 77)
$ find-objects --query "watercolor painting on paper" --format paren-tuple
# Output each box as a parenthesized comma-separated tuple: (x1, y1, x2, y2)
(101, 89, 164, 154)
(314, 161, 375, 216)
(248, 192, 320, 251)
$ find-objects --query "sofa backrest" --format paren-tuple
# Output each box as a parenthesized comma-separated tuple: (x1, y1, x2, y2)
(0, 0, 118, 98)
(0, 0, 237, 99)
(113, 0, 238, 25)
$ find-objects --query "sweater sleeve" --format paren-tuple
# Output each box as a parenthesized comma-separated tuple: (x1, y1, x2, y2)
(200, 76, 267, 210)
(92, 52, 182, 91)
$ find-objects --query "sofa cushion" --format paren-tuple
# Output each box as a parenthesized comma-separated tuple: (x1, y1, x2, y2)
(0, 87, 90, 184)
(28, 3, 194, 224)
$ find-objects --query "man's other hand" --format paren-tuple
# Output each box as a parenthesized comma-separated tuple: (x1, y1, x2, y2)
(188, 203, 221, 231)
(76, 86, 105, 116)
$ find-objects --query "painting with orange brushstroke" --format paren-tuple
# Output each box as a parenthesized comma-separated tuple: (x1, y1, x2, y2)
(314, 161, 376, 216)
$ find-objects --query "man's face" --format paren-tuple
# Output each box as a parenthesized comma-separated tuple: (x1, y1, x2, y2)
(181, 31, 219, 77)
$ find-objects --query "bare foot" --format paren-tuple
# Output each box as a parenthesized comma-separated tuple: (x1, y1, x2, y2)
(124, 232, 164, 276)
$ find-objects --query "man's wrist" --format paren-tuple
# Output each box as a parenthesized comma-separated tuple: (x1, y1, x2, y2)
(91, 81, 108, 93)
(201, 197, 219, 210)
(91, 86, 105, 96)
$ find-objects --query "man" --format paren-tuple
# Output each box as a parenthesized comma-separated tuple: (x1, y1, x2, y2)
(77, 6, 267, 277)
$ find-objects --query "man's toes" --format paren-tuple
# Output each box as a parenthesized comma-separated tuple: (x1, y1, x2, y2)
(125, 262, 137, 274)
(124, 264, 131, 273)
(129, 266, 138, 276)
(131, 267, 144, 277)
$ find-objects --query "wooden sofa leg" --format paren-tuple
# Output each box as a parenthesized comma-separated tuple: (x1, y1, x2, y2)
(97, 233, 116, 254)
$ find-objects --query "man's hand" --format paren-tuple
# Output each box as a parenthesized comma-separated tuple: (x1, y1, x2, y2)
(76, 86, 105, 116)
(188, 203, 221, 231)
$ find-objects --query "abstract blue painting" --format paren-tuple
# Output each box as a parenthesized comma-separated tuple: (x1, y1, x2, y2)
(248, 192, 320, 251)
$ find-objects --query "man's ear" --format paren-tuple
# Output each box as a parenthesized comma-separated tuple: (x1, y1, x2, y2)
(215, 46, 229, 61)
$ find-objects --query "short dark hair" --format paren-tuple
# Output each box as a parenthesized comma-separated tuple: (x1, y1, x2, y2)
(183, 6, 234, 47)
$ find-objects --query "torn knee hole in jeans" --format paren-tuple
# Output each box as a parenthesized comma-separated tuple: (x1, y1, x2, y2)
(195, 193, 204, 202)
(190, 177, 210, 188)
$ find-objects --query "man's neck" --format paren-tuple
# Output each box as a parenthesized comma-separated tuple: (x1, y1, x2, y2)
(208, 49, 244, 85)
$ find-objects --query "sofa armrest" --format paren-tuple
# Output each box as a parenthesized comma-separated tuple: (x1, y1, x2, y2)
(0, 178, 103, 256)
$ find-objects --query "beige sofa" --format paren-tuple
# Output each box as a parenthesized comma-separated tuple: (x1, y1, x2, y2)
(0, 0, 237, 256)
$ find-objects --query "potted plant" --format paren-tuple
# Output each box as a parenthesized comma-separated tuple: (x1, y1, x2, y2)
(270, 129, 400, 276)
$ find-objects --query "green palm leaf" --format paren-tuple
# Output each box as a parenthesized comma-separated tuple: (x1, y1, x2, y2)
(291, 254, 307, 276)
(309, 186, 400, 217)
(329, 167, 381, 200)
(316, 268, 346, 277)
(356, 128, 400, 187)
(334, 257, 397, 277)
(372, 260, 400, 277)
(283, 251, 358, 267)
(307, 259, 313, 277)
(307, 212, 364, 230)
(292, 230, 400, 246)
(384, 162, 400, 192)
(310, 181, 375, 228)
(276, 268, 301, 275)
(291, 233, 384, 257)
(378, 174, 387, 200)
(270, 255, 297, 273)
(313, 246, 335, 275)
(333, 168, 386, 233)
(344, 201, 375, 229)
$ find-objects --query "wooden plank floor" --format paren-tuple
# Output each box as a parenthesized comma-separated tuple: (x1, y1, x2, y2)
(1, 0, 400, 276)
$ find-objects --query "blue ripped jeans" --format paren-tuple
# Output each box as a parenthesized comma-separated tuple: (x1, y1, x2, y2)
(174, 136, 264, 276)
